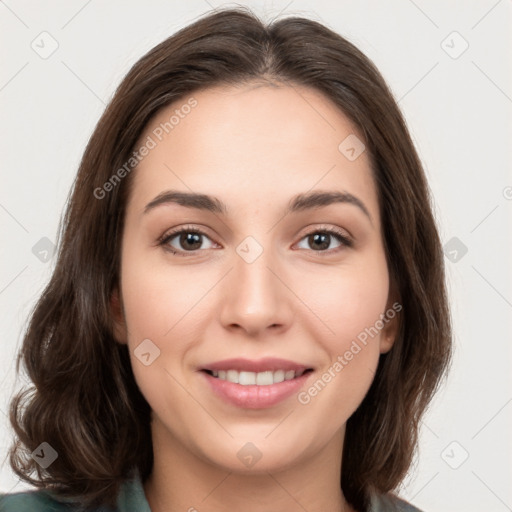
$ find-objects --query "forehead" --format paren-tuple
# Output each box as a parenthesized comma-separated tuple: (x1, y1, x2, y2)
(128, 83, 379, 225)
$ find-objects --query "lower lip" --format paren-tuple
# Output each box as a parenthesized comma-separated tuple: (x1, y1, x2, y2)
(200, 371, 313, 409)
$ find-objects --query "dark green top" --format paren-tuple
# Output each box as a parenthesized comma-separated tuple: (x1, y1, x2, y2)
(1, 472, 423, 511)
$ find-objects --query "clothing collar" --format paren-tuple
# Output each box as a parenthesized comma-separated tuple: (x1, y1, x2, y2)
(115, 471, 422, 512)
(116, 469, 151, 512)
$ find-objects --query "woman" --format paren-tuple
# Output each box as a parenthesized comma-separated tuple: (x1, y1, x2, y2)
(1, 7, 451, 512)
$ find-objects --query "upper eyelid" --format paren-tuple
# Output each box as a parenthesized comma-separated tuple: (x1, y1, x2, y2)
(160, 225, 214, 243)
(160, 224, 352, 250)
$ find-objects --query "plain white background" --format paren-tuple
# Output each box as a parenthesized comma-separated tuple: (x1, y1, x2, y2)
(1, 1, 511, 511)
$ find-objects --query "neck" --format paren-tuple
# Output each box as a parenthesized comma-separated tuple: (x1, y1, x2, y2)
(143, 416, 354, 512)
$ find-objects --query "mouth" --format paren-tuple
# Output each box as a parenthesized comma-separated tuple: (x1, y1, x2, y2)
(198, 358, 315, 409)
(201, 368, 314, 386)
(200, 367, 314, 409)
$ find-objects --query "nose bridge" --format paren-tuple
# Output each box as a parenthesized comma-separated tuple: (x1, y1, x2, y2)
(220, 236, 291, 334)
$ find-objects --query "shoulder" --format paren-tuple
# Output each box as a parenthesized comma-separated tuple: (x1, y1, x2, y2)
(0, 489, 116, 511)
(0, 472, 146, 511)
(0, 489, 72, 511)
(370, 492, 425, 512)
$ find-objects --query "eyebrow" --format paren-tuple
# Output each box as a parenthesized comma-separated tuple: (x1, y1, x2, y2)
(143, 189, 372, 224)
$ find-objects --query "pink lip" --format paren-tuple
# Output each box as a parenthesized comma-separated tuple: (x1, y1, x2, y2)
(200, 369, 313, 409)
(201, 357, 311, 373)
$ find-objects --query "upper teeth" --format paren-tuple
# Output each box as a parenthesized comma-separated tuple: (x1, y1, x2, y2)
(212, 369, 305, 385)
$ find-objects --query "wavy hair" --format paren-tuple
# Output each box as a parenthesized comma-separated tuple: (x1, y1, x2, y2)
(7, 7, 452, 511)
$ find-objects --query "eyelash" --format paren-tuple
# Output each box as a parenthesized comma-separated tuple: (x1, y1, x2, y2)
(157, 224, 353, 257)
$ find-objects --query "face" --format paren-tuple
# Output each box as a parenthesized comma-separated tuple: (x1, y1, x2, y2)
(112, 83, 399, 474)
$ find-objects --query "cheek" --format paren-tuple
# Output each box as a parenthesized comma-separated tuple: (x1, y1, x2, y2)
(119, 248, 216, 398)
(119, 258, 207, 422)
(120, 251, 210, 344)
(294, 267, 387, 429)
(296, 258, 389, 350)
(292, 253, 389, 413)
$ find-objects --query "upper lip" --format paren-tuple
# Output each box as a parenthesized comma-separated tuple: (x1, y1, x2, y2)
(201, 357, 313, 373)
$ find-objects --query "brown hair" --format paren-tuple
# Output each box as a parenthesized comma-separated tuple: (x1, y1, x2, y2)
(7, 7, 452, 511)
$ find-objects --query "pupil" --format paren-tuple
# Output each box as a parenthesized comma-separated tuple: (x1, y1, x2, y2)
(311, 233, 329, 250)
(181, 232, 201, 250)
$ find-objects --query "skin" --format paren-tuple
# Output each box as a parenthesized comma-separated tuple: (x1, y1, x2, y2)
(111, 83, 399, 512)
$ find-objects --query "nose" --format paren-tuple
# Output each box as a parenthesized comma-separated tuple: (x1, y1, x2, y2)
(219, 245, 294, 337)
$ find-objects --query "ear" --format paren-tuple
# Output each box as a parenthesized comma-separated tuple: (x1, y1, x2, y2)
(379, 281, 401, 354)
(110, 286, 128, 345)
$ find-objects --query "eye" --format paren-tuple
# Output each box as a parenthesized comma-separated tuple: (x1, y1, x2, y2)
(158, 226, 216, 256)
(158, 225, 353, 257)
(295, 227, 353, 254)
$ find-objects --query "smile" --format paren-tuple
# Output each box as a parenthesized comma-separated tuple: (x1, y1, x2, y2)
(204, 368, 311, 386)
